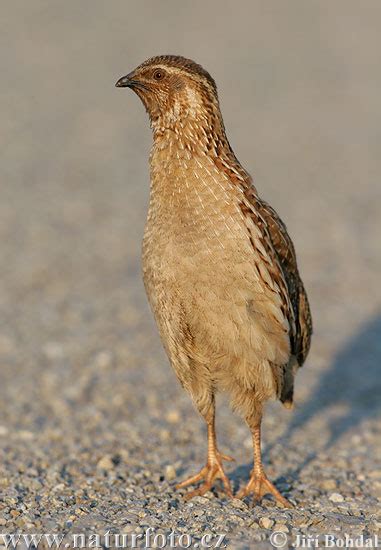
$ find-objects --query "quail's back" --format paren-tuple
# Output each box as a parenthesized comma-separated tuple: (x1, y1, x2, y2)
(116, 55, 312, 506)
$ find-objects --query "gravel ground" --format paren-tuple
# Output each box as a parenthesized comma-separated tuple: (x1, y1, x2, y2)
(1, 2, 381, 548)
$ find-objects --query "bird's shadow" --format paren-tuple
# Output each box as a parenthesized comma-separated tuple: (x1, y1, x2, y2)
(229, 312, 381, 489)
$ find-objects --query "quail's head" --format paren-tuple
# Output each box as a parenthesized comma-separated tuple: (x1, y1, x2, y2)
(116, 55, 219, 133)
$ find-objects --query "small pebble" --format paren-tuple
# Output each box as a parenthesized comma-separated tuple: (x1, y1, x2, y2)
(321, 479, 337, 490)
(94, 350, 113, 368)
(329, 493, 345, 503)
(164, 465, 176, 481)
(166, 410, 180, 424)
(96, 456, 114, 471)
(259, 517, 274, 529)
(42, 342, 64, 360)
(0, 426, 9, 437)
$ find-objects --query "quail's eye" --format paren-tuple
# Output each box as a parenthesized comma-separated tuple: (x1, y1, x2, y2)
(153, 69, 164, 80)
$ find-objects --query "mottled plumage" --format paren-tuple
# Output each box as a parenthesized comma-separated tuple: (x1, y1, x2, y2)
(116, 55, 312, 506)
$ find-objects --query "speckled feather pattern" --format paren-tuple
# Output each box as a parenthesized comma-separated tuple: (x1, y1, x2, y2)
(125, 55, 312, 421)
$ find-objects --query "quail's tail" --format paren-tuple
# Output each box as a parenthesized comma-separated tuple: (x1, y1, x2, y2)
(280, 356, 299, 409)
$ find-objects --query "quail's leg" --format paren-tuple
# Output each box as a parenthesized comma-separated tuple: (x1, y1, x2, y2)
(238, 417, 292, 508)
(176, 407, 234, 499)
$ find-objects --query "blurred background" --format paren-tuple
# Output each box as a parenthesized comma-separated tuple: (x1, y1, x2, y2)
(0, 0, 380, 542)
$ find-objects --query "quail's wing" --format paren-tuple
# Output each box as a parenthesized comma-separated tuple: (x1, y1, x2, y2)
(242, 186, 312, 367)
(257, 198, 312, 366)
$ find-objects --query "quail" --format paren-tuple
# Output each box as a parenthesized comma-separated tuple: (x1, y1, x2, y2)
(116, 55, 312, 507)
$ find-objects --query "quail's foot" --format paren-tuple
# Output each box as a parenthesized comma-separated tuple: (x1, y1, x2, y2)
(176, 451, 234, 499)
(238, 469, 292, 508)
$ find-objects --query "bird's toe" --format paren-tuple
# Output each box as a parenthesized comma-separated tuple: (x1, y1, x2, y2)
(237, 472, 293, 508)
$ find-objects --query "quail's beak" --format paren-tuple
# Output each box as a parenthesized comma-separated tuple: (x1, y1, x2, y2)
(115, 72, 149, 92)
(115, 74, 135, 88)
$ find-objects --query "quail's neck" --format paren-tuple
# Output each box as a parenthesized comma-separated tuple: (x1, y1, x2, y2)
(151, 114, 252, 190)
(151, 107, 223, 152)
